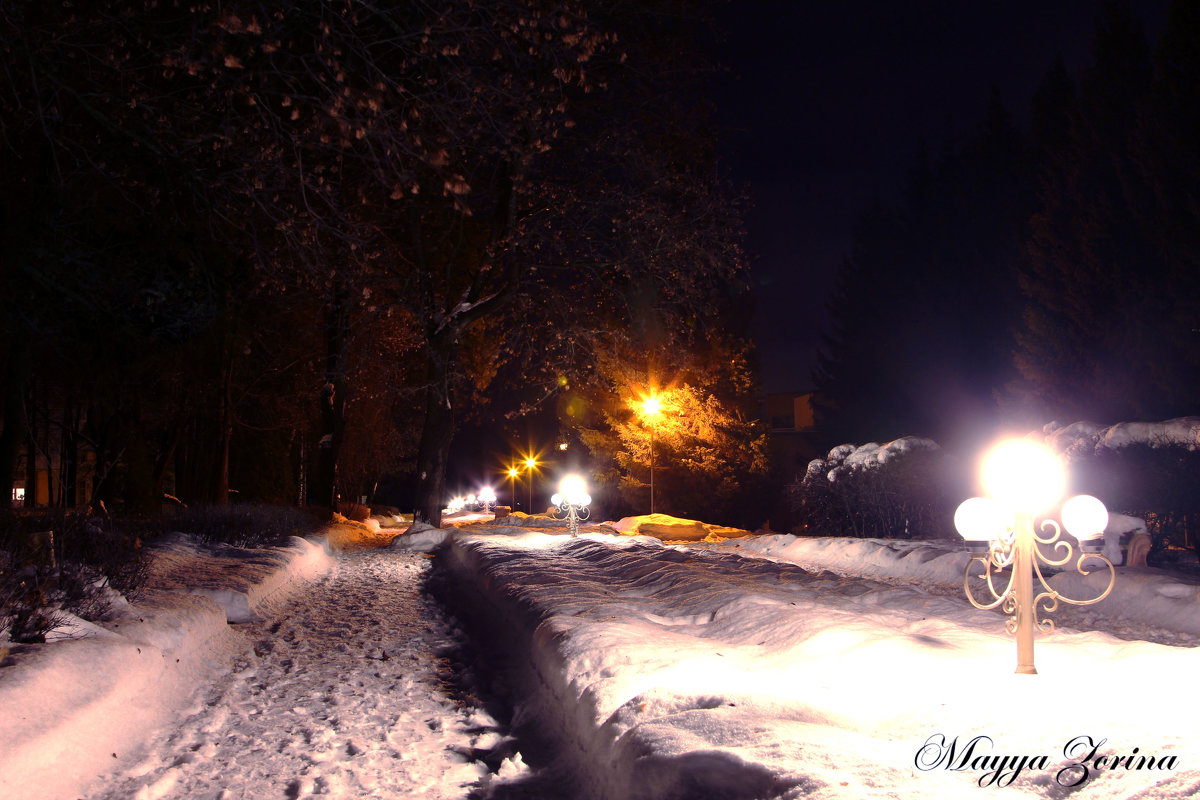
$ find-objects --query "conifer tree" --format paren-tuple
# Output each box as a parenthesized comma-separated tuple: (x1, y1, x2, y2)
(814, 95, 1033, 449)
(1014, 1, 1164, 422)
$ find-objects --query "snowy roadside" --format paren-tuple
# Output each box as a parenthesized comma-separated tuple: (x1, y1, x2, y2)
(0, 534, 332, 800)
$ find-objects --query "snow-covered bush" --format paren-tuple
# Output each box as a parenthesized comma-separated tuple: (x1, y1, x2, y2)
(790, 438, 966, 540)
(166, 503, 324, 548)
(1059, 441, 1200, 559)
(336, 500, 371, 523)
(0, 510, 149, 642)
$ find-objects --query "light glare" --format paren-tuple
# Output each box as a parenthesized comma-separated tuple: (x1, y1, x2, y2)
(557, 474, 589, 506)
(954, 496, 1003, 541)
(1061, 494, 1108, 540)
(980, 439, 1064, 514)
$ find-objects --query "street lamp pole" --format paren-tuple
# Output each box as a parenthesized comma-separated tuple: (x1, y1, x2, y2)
(641, 394, 662, 515)
(955, 439, 1116, 675)
(524, 457, 536, 513)
(1012, 511, 1037, 674)
(649, 419, 656, 514)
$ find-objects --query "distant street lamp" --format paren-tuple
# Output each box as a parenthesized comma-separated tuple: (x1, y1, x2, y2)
(524, 456, 538, 513)
(640, 394, 662, 514)
(551, 474, 592, 537)
(955, 439, 1117, 675)
(478, 486, 496, 513)
(507, 467, 519, 511)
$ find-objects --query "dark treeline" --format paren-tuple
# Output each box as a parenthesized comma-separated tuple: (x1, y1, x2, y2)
(815, 0, 1200, 452)
(0, 1, 753, 524)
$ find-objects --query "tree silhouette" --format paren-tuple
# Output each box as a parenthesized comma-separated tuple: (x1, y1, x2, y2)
(814, 94, 1033, 451)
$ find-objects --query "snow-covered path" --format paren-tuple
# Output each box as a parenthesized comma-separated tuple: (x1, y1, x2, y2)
(83, 552, 515, 800)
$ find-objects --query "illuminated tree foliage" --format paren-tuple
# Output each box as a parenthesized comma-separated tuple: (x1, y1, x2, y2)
(568, 333, 769, 529)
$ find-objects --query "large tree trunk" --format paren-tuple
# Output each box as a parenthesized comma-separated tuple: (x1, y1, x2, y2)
(0, 337, 30, 510)
(413, 332, 457, 527)
(61, 400, 79, 508)
(152, 418, 183, 504)
(312, 285, 349, 509)
(24, 426, 37, 508)
(211, 342, 234, 505)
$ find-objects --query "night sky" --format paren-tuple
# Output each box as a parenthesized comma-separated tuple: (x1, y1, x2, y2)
(447, 0, 1176, 501)
(712, 0, 1171, 395)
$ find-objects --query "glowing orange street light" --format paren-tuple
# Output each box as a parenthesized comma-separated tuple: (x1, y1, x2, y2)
(507, 466, 519, 511)
(523, 456, 538, 513)
(640, 394, 663, 514)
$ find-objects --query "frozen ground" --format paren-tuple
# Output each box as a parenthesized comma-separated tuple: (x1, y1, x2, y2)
(5, 515, 1200, 799)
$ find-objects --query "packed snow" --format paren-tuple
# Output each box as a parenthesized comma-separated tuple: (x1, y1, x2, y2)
(83, 552, 518, 800)
(431, 520, 1200, 799)
(1042, 417, 1200, 456)
(805, 417, 1200, 486)
(807, 436, 943, 483)
(4, 513, 1200, 799)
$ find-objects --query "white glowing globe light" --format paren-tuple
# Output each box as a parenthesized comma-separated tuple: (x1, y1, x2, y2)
(551, 492, 563, 507)
(980, 439, 1065, 514)
(954, 496, 1004, 541)
(478, 487, 496, 503)
(557, 474, 589, 506)
(466, 493, 477, 505)
(1061, 494, 1108, 540)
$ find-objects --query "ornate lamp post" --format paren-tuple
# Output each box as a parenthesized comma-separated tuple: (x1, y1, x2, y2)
(551, 474, 592, 537)
(640, 395, 662, 514)
(478, 486, 496, 513)
(955, 439, 1116, 675)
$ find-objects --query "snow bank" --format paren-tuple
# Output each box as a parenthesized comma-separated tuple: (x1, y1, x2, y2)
(439, 530, 1200, 800)
(607, 513, 750, 542)
(718, 534, 971, 589)
(480, 511, 571, 527)
(806, 436, 941, 483)
(147, 533, 332, 622)
(389, 521, 453, 552)
(439, 531, 1200, 799)
(0, 533, 333, 800)
(715, 534, 1200, 637)
(1042, 416, 1200, 455)
(0, 592, 234, 800)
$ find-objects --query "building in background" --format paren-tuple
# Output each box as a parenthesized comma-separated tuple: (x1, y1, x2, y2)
(763, 391, 821, 532)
